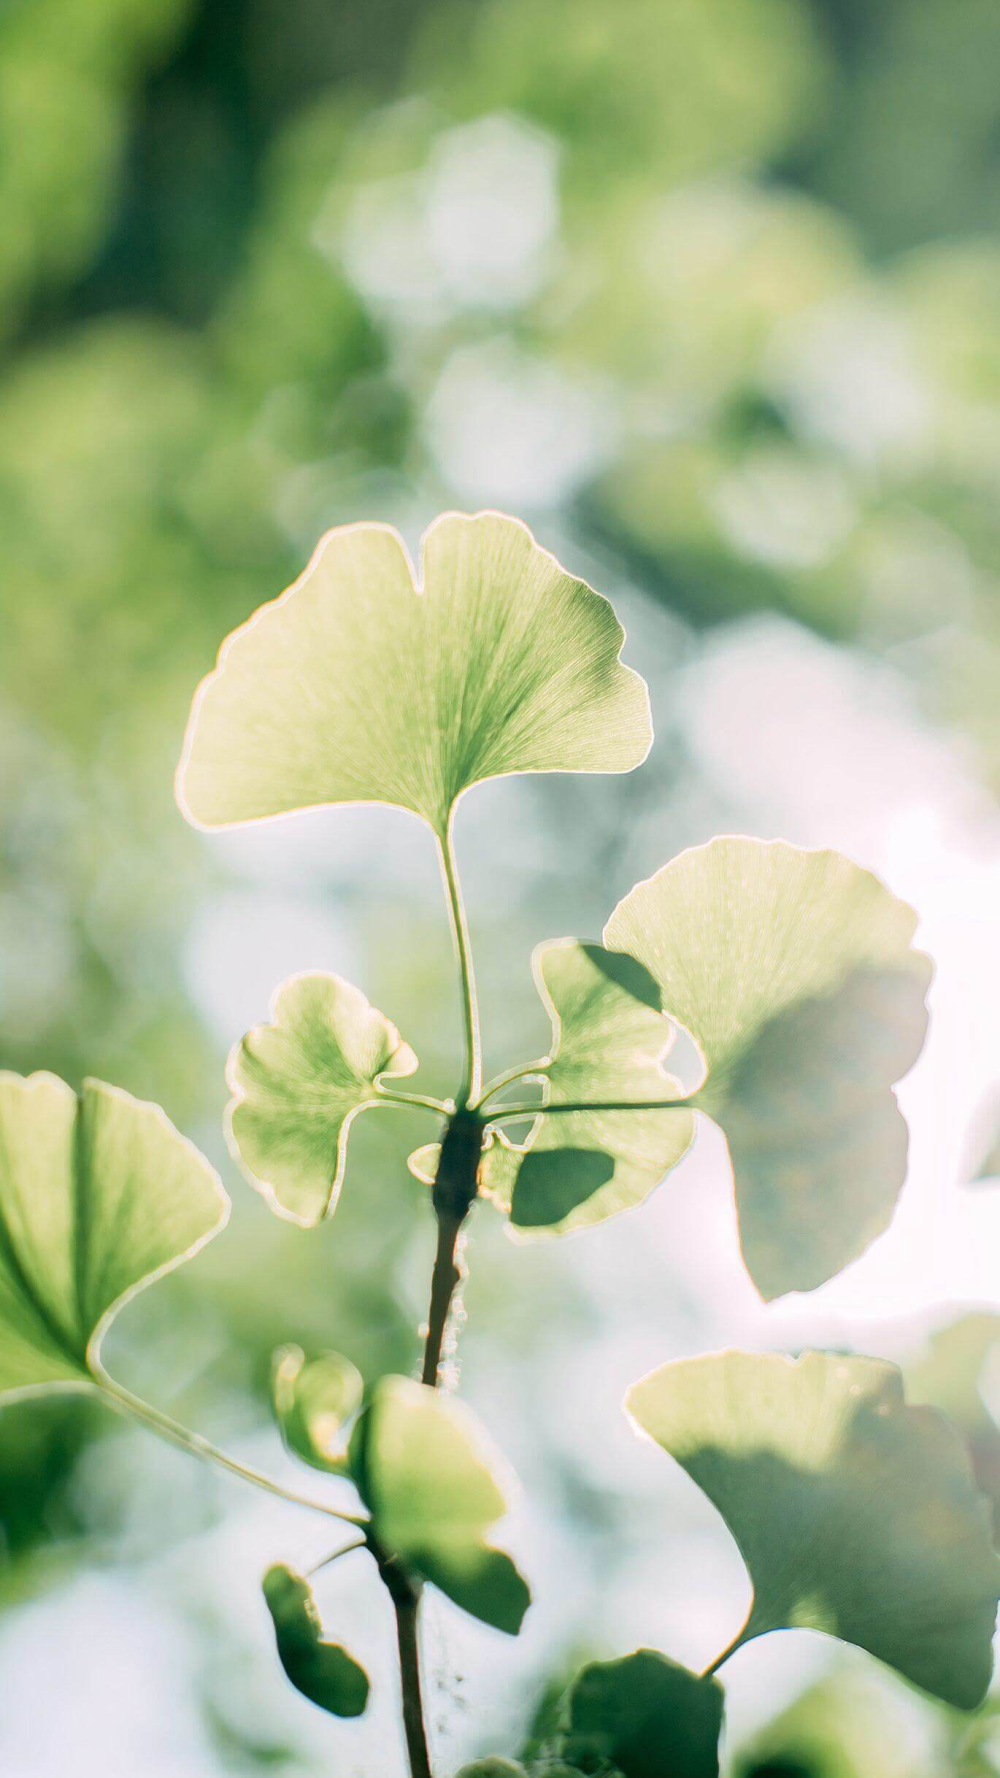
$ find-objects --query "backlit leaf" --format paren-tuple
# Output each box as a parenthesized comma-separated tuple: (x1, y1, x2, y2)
(494, 941, 695, 1235)
(177, 511, 651, 837)
(263, 1563, 369, 1718)
(564, 1649, 723, 1778)
(227, 972, 417, 1226)
(626, 1349, 1000, 1708)
(605, 838, 931, 1297)
(0, 1072, 228, 1400)
(349, 1375, 529, 1633)
(272, 1344, 364, 1474)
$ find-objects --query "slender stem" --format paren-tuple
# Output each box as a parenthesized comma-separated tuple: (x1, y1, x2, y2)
(473, 1060, 543, 1109)
(421, 1210, 464, 1387)
(437, 811, 481, 1108)
(376, 1088, 454, 1116)
(393, 1585, 432, 1778)
(97, 1375, 367, 1527)
(485, 1096, 692, 1120)
(701, 1627, 746, 1680)
(307, 1536, 368, 1576)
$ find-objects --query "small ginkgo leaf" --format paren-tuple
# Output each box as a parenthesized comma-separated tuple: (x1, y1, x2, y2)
(0, 1072, 228, 1401)
(263, 1564, 369, 1718)
(349, 1375, 529, 1634)
(272, 1345, 364, 1474)
(494, 942, 695, 1235)
(626, 1350, 1000, 1709)
(563, 1649, 723, 1778)
(407, 1142, 441, 1187)
(227, 972, 417, 1226)
(605, 838, 931, 1298)
(177, 511, 651, 837)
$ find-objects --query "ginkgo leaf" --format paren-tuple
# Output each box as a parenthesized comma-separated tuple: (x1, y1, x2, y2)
(0, 1072, 228, 1400)
(226, 972, 417, 1226)
(348, 1375, 529, 1634)
(272, 1345, 364, 1474)
(263, 1564, 369, 1718)
(605, 838, 931, 1298)
(626, 1350, 1000, 1709)
(177, 511, 652, 837)
(563, 1649, 723, 1778)
(491, 942, 696, 1235)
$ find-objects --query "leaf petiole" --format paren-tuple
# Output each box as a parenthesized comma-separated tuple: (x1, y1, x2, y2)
(437, 812, 482, 1109)
(484, 1096, 694, 1120)
(97, 1374, 368, 1527)
(375, 1087, 454, 1115)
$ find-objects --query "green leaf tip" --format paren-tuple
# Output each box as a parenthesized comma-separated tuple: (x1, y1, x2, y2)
(263, 1563, 369, 1718)
(226, 971, 418, 1225)
(272, 1345, 364, 1473)
(626, 1348, 1000, 1709)
(0, 1071, 229, 1402)
(605, 836, 931, 1297)
(350, 1374, 530, 1634)
(176, 510, 652, 837)
(564, 1649, 723, 1778)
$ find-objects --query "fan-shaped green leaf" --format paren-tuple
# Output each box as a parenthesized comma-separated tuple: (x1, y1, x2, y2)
(626, 1350, 1000, 1709)
(263, 1563, 369, 1717)
(226, 972, 417, 1226)
(272, 1345, 364, 1474)
(491, 941, 695, 1235)
(349, 1375, 529, 1633)
(177, 511, 652, 837)
(564, 1649, 723, 1778)
(0, 1072, 228, 1400)
(605, 838, 931, 1297)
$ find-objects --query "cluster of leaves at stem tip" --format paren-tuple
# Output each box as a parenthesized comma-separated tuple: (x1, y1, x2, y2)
(0, 510, 997, 1778)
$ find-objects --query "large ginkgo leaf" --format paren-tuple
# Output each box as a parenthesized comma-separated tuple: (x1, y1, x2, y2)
(605, 838, 931, 1298)
(626, 1350, 1000, 1709)
(349, 1375, 529, 1634)
(177, 511, 651, 837)
(486, 941, 695, 1234)
(227, 972, 417, 1226)
(0, 1072, 228, 1399)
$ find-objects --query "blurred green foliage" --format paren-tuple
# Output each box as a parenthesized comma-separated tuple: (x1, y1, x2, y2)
(3, 0, 1000, 1770)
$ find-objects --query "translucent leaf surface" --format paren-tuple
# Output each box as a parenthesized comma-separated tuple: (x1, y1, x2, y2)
(564, 1649, 723, 1778)
(626, 1350, 1000, 1708)
(272, 1344, 364, 1474)
(0, 1072, 228, 1400)
(262, 1564, 369, 1717)
(350, 1375, 529, 1633)
(177, 511, 651, 836)
(605, 838, 931, 1297)
(496, 941, 695, 1234)
(227, 972, 417, 1226)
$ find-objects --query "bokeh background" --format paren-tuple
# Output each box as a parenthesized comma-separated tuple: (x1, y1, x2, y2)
(3, 0, 1000, 1771)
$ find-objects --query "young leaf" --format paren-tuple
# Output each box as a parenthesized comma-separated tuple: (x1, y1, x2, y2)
(227, 972, 417, 1226)
(176, 511, 651, 837)
(563, 1649, 723, 1778)
(272, 1345, 364, 1473)
(0, 1072, 228, 1400)
(626, 1350, 1000, 1709)
(492, 942, 695, 1234)
(605, 838, 931, 1297)
(262, 1563, 369, 1718)
(349, 1375, 529, 1634)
